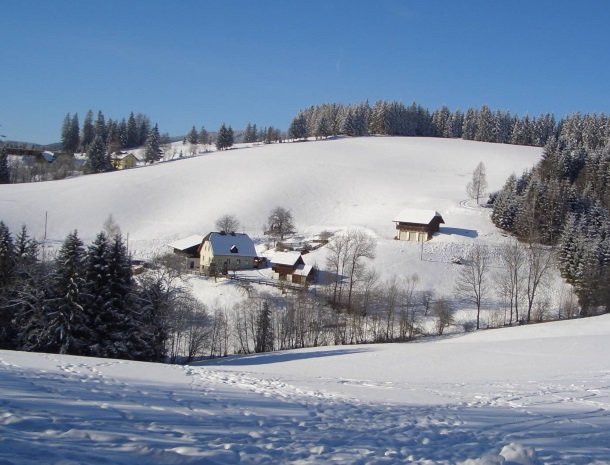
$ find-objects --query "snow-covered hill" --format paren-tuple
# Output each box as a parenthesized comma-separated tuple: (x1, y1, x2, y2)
(0, 136, 539, 247)
(1, 137, 542, 304)
(2, 314, 610, 464)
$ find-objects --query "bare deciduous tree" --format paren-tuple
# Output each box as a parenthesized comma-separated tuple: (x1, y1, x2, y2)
(432, 298, 454, 336)
(345, 230, 376, 310)
(466, 161, 488, 205)
(524, 244, 555, 323)
(215, 214, 240, 233)
(454, 244, 490, 330)
(265, 206, 295, 241)
(498, 239, 526, 324)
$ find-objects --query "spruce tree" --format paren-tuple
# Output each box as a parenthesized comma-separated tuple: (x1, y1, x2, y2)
(86, 135, 110, 173)
(216, 123, 234, 150)
(0, 221, 15, 286)
(255, 301, 273, 353)
(84, 232, 111, 356)
(198, 126, 209, 146)
(187, 126, 199, 145)
(0, 144, 10, 183)
(145, 123, 163, 163)
(81, 110, 95, 149)
(126, 112, 138, 148)
(48, 231, 91, 354)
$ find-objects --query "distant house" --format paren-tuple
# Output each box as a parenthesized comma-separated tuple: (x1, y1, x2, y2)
(393, 208, 445, 242)
(199, 232, 257, 275)
(271, 251, 314, 285)
(169, 235, 205, 269)
(112, 152, 142, 170)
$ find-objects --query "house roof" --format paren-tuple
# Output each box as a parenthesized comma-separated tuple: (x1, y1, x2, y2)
(113, 152, 143, 161)
(293, 264, 313, 277)
(204, 232, 257, 258)
(169, 234, 205, 251)
(393, 208, 444, 225)
(271, 251, 303, 267)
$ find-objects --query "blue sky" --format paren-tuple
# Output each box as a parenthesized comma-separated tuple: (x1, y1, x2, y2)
(1, 0, 609, 144)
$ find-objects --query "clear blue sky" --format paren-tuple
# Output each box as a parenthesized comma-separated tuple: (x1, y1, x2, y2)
(1, 0, 609, 144)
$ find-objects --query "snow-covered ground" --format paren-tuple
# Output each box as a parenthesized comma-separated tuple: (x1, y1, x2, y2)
(2, 315, 610, 464)
(0, 136, 543, 309)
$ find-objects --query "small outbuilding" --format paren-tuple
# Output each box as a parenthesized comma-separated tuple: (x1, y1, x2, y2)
(393, 208, 445, 242)
(169, 235, 205, 269)
(271, 251, 314, 284)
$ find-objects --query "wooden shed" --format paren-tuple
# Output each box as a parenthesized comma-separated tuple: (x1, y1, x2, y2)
(169, 235, 205, 269)
(271, 251, 314, 284)
(393, 208, 445, 242)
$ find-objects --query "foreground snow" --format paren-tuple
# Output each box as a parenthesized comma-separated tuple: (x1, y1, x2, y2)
(2, 315, 610, 464)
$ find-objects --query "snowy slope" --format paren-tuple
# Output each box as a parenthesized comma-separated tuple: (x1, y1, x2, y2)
(0, 137, 542, 306)
(0, 137, 539, 249)
(2, 314, 610, 464)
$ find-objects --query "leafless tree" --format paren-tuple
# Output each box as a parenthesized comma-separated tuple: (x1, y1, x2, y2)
(498, 239, 526, 324)
(345, 230, 376, 310)
(432, 298, 454, 335)
(326, 233, 350, 307)
(466, 161, 488, 205)
(454, 244, 490, 329)
(398, 274, 420, 340)
(524, 244, 555, 323)
(382, 277, 400, 341)
(265, 206, 295, 241)
(103, 214, 122, 239)
(209, 306, 230, 358)
(557, 284, 579, 319)
(215, 214, 240, 233)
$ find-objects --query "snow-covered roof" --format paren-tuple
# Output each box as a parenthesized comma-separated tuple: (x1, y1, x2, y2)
(169, 234, 205, 251)
(393, 208, 444, 225)
(114, 152, 143, 161)
(271, 251, 303, 267)
(42, 151, 55, 162)
(292, 264, 313, 276)
(206, 232, 257, 258)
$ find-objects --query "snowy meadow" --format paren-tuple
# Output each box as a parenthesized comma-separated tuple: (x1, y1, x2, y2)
(2, 314, 610, 464)
(4, 137, 607, 463)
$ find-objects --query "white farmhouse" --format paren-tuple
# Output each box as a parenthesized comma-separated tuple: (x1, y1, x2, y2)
(199, 231, 257, 274)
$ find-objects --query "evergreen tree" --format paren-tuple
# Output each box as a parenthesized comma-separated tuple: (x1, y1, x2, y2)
(0, 221, 15, 287)
(70, 113, 80, 151)
(136, 114, 151, 146)
(118, 118, 128, 148)
(61, 113, 80, 153)
(47, 231, 91, 354)
(0, 144, 10, 184)
(14, 225, 39, 270)
(100, 234, 142, 358)
(198, 126, 209, 145)
(84, 232, 112, 356)
(126, 112, 138, 148)
(86, 135, 111, 173)
(187, 125, 199, 145)
(145, 124, 163, 163)
(215, 123, 234, 150)
(94, 111, 106, 143)
(81, 110, 95, 149)
(255, 301, 273, 353)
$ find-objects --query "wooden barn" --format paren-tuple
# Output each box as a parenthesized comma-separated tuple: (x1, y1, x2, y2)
(393, 208, 445, 242)
(169, 235, 205, 269)
(271, 251, 314, 285)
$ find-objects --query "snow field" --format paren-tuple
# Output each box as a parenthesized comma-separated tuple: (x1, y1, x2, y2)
(2, 315, 610, 464)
